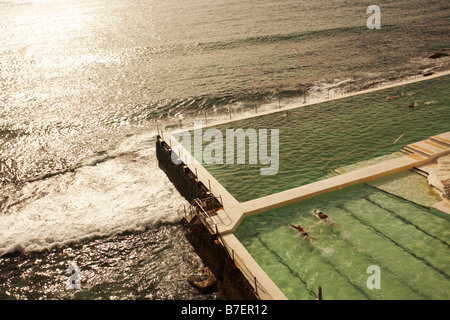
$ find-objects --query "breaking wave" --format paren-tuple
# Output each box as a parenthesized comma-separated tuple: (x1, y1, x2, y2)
(0, 133, 188, 257)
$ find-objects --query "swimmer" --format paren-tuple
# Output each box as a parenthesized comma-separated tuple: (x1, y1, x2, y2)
(289, 224, 317, 241)
(313, 209, 328, 220)
(313, 209, 340, 228)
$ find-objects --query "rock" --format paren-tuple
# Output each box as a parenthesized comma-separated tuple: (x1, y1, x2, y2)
(428, 51, 449, 59)
(428, 154, 450, 200)
(187, 267, 218, 293)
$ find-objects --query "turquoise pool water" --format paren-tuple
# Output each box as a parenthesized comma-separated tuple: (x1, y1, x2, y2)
(234, 181, 450, 300)
(188, 75, 450, 202)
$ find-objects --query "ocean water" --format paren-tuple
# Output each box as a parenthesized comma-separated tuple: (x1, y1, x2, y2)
(0, 0, 449, 300)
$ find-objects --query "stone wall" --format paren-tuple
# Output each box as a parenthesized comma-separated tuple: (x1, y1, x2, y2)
(156, 135, 209, 202)
(156, 135, 258, 299)
(185, 218, 258, 300)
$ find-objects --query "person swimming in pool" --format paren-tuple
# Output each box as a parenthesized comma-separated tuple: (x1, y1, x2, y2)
(289, 224, 317, 241)
(314, 209, 328, 220)
(313, 209, 340, 228)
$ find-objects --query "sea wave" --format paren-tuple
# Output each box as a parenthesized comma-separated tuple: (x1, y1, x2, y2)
(0, 133, 188, 257)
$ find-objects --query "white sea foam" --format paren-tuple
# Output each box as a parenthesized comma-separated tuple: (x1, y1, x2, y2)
(0, 133, 188, 256)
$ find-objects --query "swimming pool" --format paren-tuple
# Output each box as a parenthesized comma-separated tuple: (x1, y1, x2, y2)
(176, 75, 450, 299)
(234, 179, 450, 300)
(191, 75, 450, 202)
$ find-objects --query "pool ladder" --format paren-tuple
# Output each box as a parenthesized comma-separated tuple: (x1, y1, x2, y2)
(179, 196, 221, 234)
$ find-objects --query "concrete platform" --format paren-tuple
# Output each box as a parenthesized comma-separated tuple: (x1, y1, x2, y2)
(430, 133, 450, 147)
(433, 199, 450, 215)
(240, 154, 427, 218)
(403, 132, 450, 157)
(416, 160, 438, 175)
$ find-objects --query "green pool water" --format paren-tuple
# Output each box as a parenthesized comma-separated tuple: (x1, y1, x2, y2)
(234, 181, 450, 300)
(178, 75, 450, 300)
(187, 75, 450, 202)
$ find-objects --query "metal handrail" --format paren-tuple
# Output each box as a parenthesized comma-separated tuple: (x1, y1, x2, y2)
(181, 198, 268, 299)
(215, 228, 269, 299)
(183, 197, 218, 234)
(322, 133, 405, 171)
